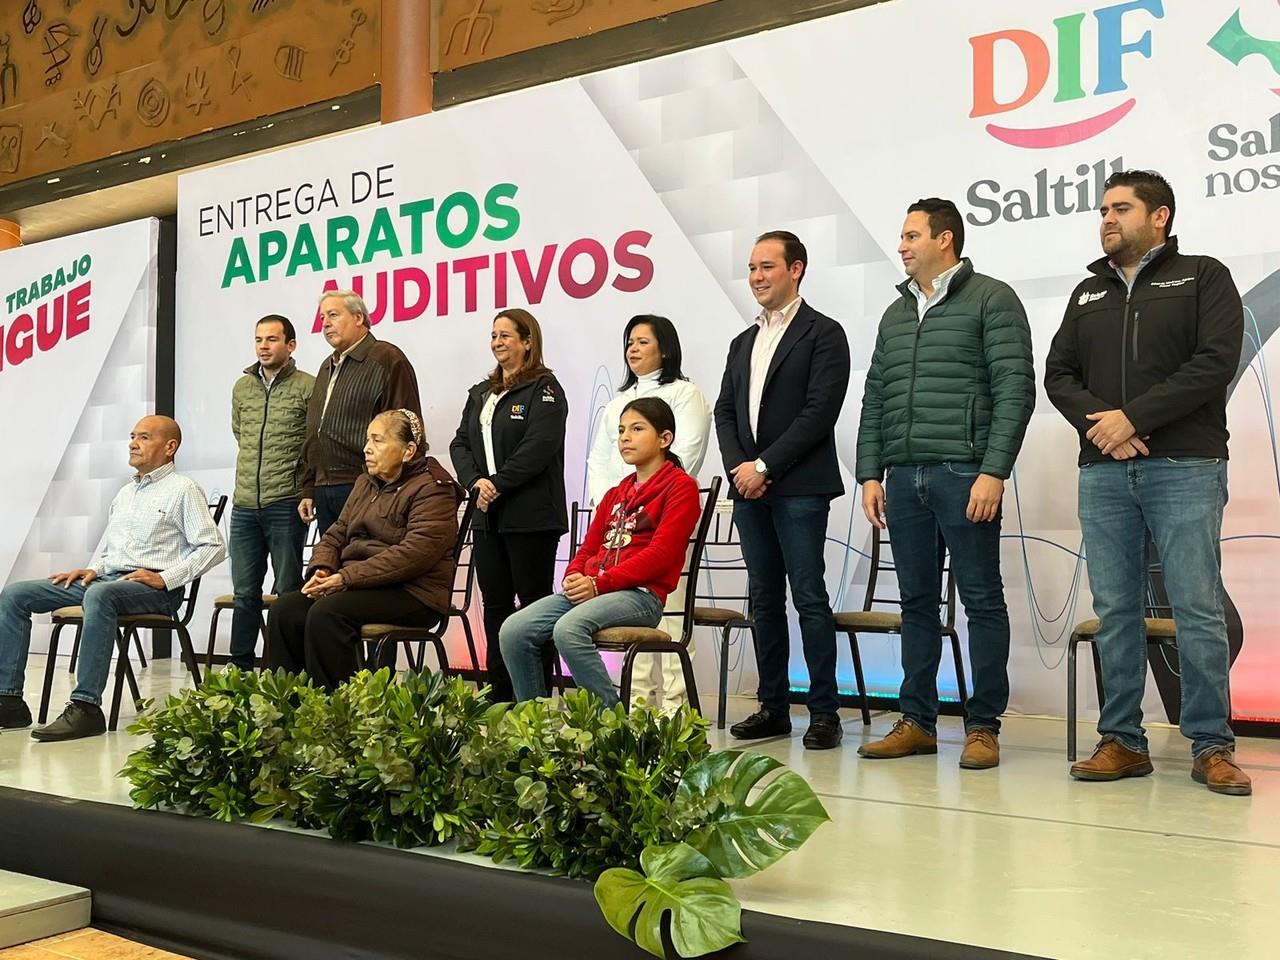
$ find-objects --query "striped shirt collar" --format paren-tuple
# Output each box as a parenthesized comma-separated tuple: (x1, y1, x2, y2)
(134, 461, 176, 485)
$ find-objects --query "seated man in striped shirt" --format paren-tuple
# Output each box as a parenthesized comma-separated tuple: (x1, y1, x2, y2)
(0, 416, 226, 742)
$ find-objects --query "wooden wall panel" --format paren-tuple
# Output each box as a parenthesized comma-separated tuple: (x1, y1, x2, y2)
(436, 0, 721, 71)
(0, 0, 382, 186)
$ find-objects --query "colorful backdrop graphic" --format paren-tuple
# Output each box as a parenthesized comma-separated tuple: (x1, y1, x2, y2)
(0, 219, 160, 653)
(176, 0, 1280, 722)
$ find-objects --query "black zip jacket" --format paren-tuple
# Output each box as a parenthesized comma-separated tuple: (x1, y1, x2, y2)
(449, 372, 568, 535)
(1044, 237, 1243, 466)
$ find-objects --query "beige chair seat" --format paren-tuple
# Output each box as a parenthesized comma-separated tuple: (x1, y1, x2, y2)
(835, 610, 904, 631)
(52, 606, 83, 620)
(692, 606, 748, 625)
(360, 623, 436, 639)
(1072, 617, 1177, 639)
(594, 626, 674, 649)
(212, 593, 278, 610)
(51, 605, 180, 626)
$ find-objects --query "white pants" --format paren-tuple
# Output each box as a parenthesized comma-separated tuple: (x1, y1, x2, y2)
(628, 576, 693, 711)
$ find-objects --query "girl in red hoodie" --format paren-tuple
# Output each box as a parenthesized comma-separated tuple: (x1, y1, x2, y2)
(499, 397, 701, 706)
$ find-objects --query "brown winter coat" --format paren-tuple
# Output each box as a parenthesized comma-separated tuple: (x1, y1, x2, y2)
(307, 456, 462, 614)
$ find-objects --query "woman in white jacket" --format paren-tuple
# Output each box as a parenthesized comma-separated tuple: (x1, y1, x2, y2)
(586, 314, 712, 712)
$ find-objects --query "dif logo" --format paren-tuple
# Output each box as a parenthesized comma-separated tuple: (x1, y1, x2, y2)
(970, 0, 1164, 149)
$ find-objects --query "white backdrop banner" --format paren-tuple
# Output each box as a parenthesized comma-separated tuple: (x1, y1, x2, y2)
(0, 218, 160, 649)
(177, 0, 1280, 722)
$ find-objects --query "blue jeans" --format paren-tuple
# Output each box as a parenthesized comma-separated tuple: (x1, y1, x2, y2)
(229, 500, 306, 668)
(1079, 458, 1232, 757)
(885, 463, 1010, 735)
(0, 573, 182, 706)
(499, 589, 664, 706)
(315, 483, 355, 537)
(733, 495, 838, 716)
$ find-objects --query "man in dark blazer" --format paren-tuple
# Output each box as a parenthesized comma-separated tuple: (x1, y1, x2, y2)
(714, 230, 851, 749)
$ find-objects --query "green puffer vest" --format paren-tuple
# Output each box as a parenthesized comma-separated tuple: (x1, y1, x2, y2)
(855, 260, 1035, 482)
(232, 359, 316, 509)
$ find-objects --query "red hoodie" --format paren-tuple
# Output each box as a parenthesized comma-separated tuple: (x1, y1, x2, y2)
(566, 461, 700, 603)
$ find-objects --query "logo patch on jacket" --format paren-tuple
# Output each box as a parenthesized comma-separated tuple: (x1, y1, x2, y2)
(602, 502, 653, 550)
(510, 403, 526, 417)
(540, 385, 557, 403)
(1077, 290, 1108, 306)
(1151, 277, 1195, 288)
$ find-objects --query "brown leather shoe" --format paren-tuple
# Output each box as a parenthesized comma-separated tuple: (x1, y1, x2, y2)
(1070, 738, 1154, 781)
(1192, 749, 1252, 796)
(959, 728, 1000, 769)
(857, 719, 937, 759)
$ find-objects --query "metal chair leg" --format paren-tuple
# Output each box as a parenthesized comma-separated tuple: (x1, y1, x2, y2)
(846, 631, 871, 726)
(68, 626, 82, 673)
(132, 628, 148, 670)
(204, 605, 223, 670)
(176, 625, 202, 685)
(948, 629, 969, 707)
(717, 625, 731, 730)
(460, 614, 481, 674)
(619, 647, 639, 712)
(1067, 634, 1079, 761)
(676, 647, 700, 714)
(39, 624, 67, 724)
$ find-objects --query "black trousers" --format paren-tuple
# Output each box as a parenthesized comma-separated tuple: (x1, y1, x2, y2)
(472, 529, 559, 703)
(266, 588, 441, 690)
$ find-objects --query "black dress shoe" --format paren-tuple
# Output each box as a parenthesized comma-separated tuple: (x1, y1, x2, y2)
(0, 695, 32, 729)
(803, 713, 844, 750)
(30, 701, 106, 742)
(730, 708, 793, 740)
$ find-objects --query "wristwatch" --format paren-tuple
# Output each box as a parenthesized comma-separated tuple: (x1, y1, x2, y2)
(753, 459, 768, 476)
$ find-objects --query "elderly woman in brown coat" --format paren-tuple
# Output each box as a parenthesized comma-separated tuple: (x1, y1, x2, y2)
(266, 409, 462, 689)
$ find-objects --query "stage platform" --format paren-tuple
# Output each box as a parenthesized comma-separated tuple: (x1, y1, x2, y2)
(1, 660, 1277, 960)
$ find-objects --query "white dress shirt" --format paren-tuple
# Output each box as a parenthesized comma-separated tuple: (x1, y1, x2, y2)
(908, 261, 965, 322)
(748, 295, 803, 439)
(479, 389, 509, 474)
(586, 370, 713, 505)
(90, 462, 227, 590)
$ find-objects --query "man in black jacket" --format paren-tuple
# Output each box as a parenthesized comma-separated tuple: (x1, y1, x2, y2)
(714, 230, 851, 749)
(1044, 170, 1249, 795)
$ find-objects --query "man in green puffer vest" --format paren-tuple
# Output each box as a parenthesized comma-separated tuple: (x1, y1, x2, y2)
(854, 198, 1034, 770)
(228, 315, 316, 670)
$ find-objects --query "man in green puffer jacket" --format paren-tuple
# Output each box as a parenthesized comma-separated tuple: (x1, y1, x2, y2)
(228, 315, 316, 670)
(854, 198, 1034, 770)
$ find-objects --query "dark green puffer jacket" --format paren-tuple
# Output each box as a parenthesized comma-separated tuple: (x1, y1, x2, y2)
(232, 359, 316, 509)
(855, 260, 1034, 482)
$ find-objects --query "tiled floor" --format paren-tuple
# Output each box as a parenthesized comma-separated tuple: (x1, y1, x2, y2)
(3, 660, 1279, 959)
(0, 929, 189, 960)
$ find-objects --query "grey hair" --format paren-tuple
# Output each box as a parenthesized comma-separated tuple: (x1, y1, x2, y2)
(317, 289, 370, 325)
(375, 409, 428, 452)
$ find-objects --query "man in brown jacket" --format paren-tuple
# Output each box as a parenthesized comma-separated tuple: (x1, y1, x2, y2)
(299, 290, 423, 534)
(268, 409, 461, 688)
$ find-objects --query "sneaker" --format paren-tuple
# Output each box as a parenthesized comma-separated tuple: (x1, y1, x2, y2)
(1069, 737, 1153, 781)
(1191, 748, 1252, 797)
(0, 695, 32, 729)
(959, 728, 1000, 769)
(729, 708, 793, 740)
(857, 718, 937, 758)
(30, 701, 107, 742)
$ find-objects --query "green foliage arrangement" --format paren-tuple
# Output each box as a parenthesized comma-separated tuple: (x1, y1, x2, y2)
(121, 668, 830, 959)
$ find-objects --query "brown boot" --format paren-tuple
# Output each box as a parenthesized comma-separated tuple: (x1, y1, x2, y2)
(857, 719, 937, 759)
(1070, 738, 1153, 781)
(1192, 749, 1252, 796)
(959, 728, 1000, 769)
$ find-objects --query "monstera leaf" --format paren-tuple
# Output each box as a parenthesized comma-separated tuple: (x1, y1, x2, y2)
(675, 750, 830, 879)
(594, 843, 743, 959)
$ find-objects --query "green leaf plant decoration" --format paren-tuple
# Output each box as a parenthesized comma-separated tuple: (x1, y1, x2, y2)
(121, 671, 830, 959)
(595, 843, 744, 959)
(673, 750, 832, 878)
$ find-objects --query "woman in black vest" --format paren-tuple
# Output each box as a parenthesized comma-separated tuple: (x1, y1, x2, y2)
(450, 309, 568, 703)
